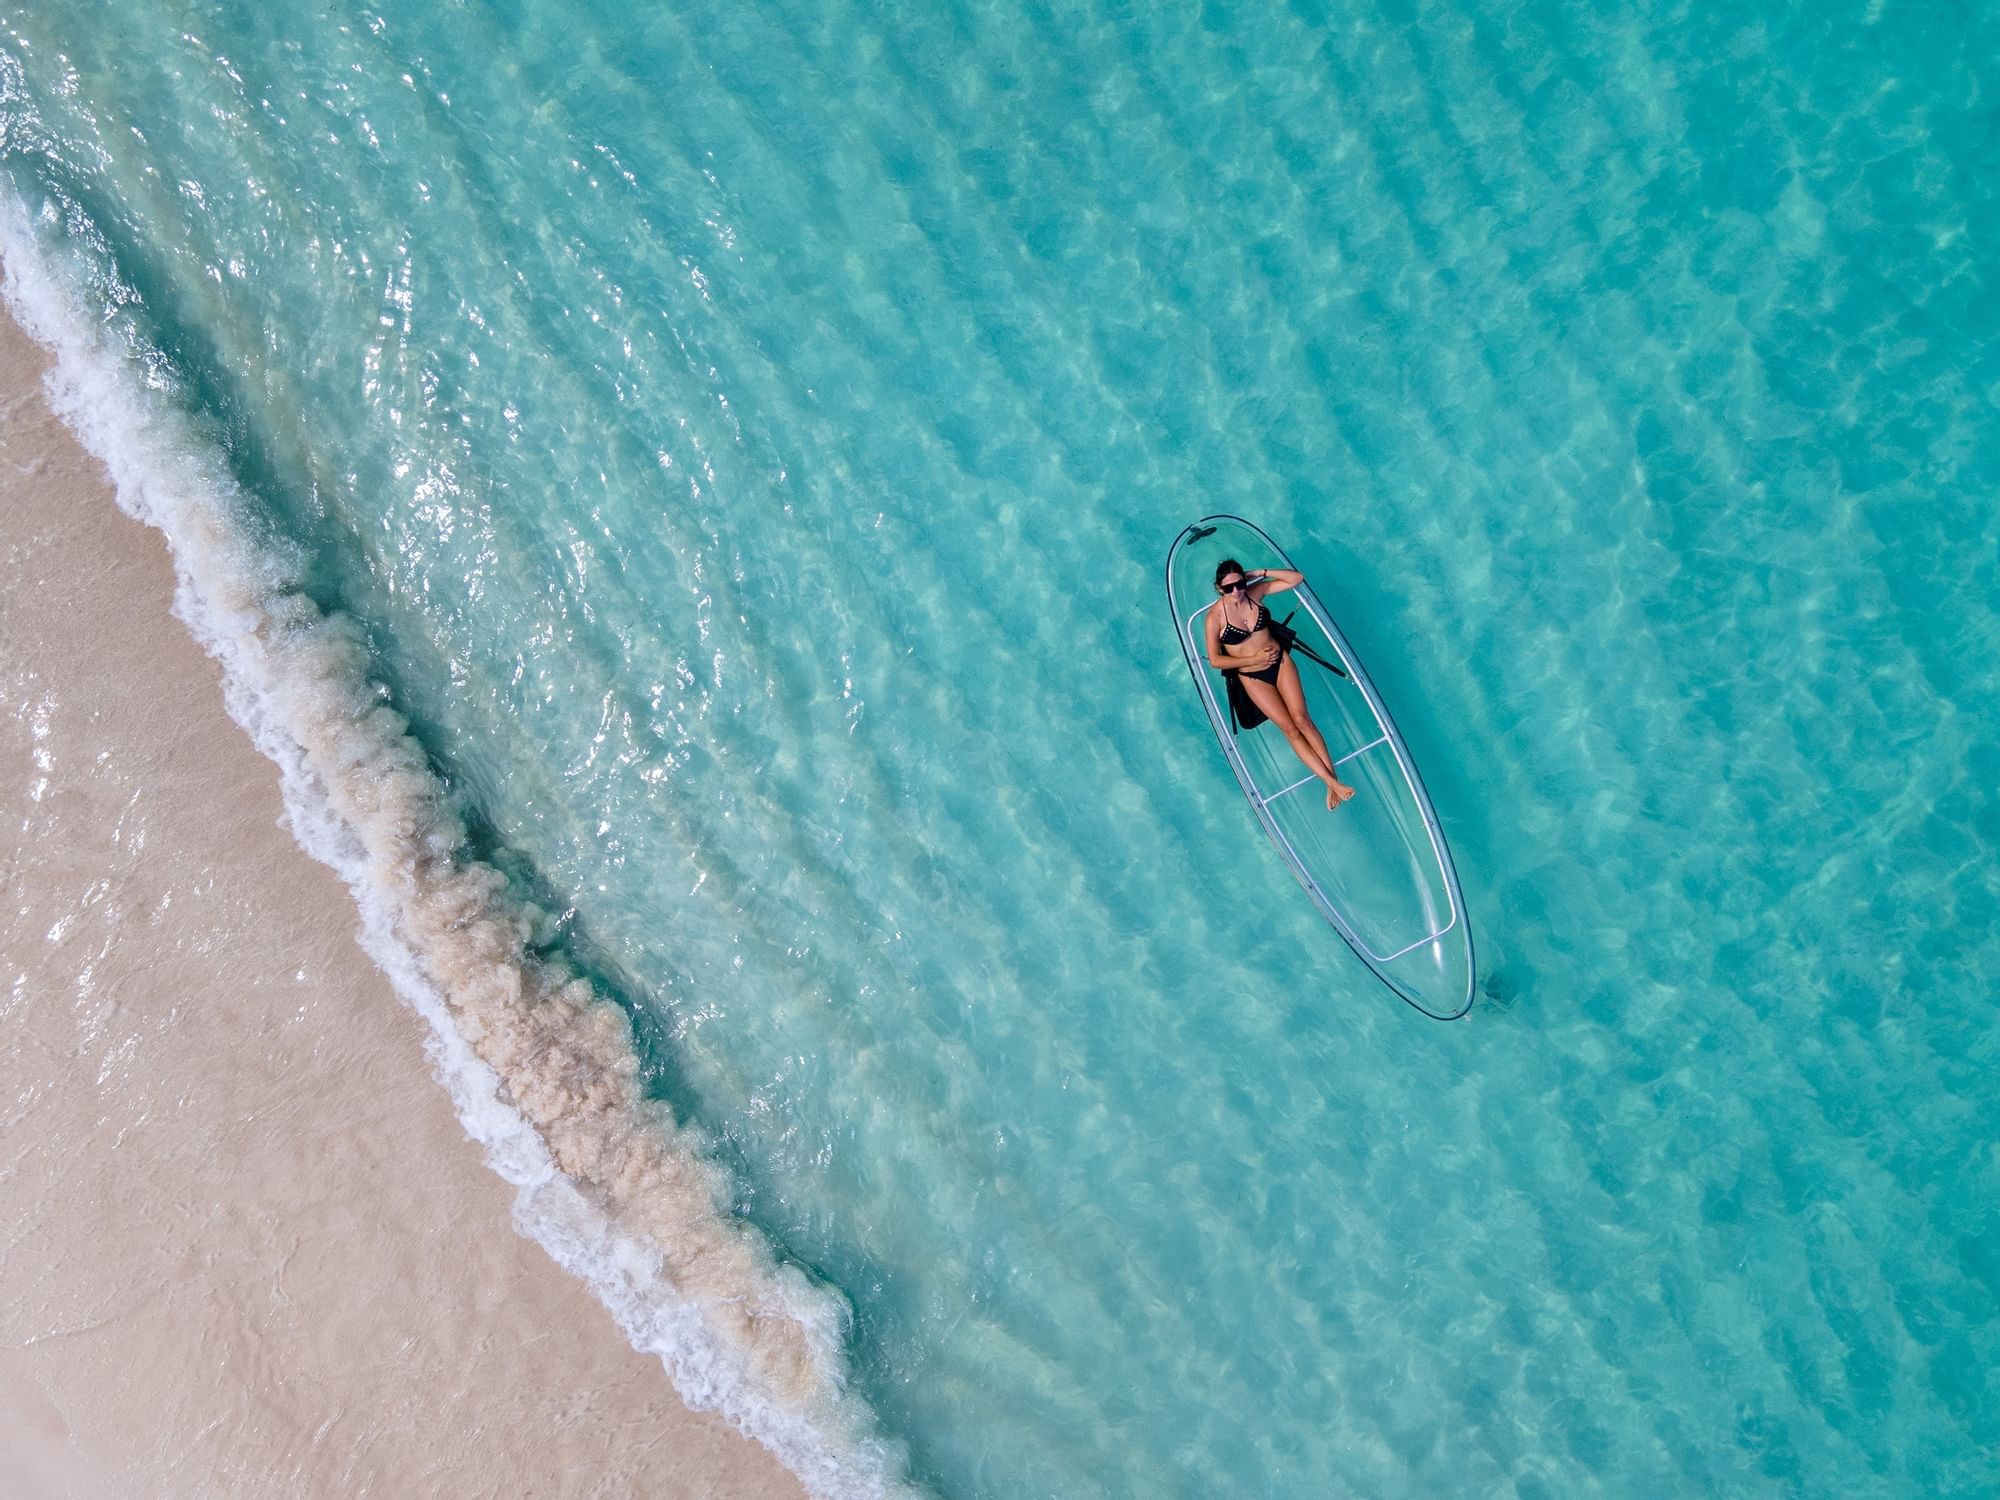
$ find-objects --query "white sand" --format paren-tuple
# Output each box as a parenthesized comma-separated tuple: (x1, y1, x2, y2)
(0, 307, 807, 1499)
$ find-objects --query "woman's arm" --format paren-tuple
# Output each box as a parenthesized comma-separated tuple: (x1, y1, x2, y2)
(1248, 568, 1304, 599)
(1203, 607, 1234, 669)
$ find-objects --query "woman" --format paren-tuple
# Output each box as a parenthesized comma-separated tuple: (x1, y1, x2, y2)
(1204, 558, 1357, 810)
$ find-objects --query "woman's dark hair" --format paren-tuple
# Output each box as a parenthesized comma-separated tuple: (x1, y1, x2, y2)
(1214, 558, 1247, 588)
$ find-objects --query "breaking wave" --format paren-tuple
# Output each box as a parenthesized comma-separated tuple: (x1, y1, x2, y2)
(0, 190, 918, 1500)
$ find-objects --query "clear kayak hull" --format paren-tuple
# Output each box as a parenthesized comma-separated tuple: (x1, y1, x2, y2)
(1166, 516, 1476, 1020)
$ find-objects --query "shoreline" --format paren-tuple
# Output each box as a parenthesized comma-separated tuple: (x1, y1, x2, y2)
(0, 304, 808, 1496)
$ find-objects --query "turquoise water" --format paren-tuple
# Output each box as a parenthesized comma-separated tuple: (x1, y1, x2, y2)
(5, 0, 1998, 1493)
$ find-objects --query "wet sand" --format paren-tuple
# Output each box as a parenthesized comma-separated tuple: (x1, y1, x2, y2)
(0, 306, 808, 1498)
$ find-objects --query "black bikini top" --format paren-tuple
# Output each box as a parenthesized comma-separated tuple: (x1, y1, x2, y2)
(1218, 601, 1269, 644)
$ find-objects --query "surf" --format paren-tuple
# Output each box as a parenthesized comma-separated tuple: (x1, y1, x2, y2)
(0, 188, 918, 1500)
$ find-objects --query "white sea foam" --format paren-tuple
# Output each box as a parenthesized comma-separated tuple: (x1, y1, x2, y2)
(0, 192, 917, 1500)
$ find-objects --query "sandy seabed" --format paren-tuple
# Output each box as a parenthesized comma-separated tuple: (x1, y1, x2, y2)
(0, 307, 807, 1498)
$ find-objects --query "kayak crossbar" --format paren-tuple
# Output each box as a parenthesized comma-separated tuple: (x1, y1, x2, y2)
(1257, 772, 1318, 807)
(1373, 905, 1460, 962)
(1334, 734, 1389, 767)
(1256, 733, 1392, 808)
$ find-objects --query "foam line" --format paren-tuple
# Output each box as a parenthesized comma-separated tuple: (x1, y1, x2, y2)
(0, 190, 918, 1500)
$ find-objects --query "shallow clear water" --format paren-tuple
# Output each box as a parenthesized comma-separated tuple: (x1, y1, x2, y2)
(5, 1, 1998, 1494)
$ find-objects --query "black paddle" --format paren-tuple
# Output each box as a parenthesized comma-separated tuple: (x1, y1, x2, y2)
(1270, 611, 1348, 679)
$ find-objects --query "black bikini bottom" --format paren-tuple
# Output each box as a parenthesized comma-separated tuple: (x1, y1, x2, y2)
(1219, 615, 1350, 736)
(1223, 649, 1287, 731)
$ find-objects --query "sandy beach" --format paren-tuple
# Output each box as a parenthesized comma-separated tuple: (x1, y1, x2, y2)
(0, 304, 807, 1497)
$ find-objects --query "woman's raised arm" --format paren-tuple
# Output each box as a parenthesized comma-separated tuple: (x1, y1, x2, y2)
(1248, 568, 1304, 599)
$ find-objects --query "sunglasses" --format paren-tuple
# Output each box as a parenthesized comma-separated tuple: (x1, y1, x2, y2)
(1218, 578, 1252, 594)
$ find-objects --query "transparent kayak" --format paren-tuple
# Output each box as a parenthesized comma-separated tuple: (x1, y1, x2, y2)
(1165, 515, 1476, 1020)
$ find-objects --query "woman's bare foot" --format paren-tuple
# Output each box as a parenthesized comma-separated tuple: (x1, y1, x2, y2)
(1325, 780, 1358, 810)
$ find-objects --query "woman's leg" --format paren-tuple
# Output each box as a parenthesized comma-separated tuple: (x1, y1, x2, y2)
(1276, 656, 1337, 774)
(1240, 675, 1349, 807)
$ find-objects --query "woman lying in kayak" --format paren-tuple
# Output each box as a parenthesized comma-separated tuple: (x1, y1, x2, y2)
(1204, 558, 1358, 810)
